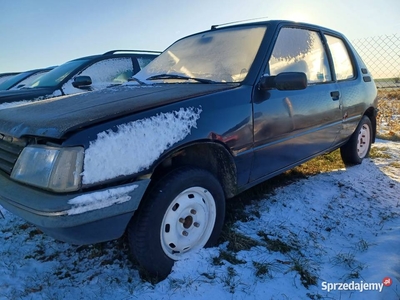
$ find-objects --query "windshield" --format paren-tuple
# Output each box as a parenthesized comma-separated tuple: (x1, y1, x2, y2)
(0, 71, 34, 90)
(9, 70, 51, 90)
(29, 59, 90, 88)
(0, 74, 18, 85)
(135, 26, 266, 83)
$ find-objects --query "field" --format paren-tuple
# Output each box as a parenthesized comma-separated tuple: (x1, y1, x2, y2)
(1, 139, 399, 300)
(377, 88, 400, 139)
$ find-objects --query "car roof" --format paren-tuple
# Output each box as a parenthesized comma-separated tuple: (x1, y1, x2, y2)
(20, 66, 55, 74)
(68, 50, 162, 62)
(209, 19, 343, 36)
(0, 72, 20, 78)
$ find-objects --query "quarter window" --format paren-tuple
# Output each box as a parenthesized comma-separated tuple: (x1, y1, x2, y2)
(269, 27, 332, 83)
(325, 35, 354, 80)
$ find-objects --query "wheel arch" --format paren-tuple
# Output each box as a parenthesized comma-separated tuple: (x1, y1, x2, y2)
(150, 141, 238, 199)
(363, 106, 377, 143)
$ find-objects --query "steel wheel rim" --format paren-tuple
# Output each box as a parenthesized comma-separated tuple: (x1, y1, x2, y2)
(357, 123, 371, 158)
(160, 187, 216, 260)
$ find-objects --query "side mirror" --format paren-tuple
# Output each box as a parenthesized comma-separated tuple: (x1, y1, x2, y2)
(259, 72, 307, 91)
(72, 75, 92, 88)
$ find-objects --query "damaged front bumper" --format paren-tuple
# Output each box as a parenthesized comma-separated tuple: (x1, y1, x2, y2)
(0, 172, 150, 245)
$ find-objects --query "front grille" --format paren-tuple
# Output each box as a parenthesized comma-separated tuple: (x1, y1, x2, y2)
(0, 137, 26, 175)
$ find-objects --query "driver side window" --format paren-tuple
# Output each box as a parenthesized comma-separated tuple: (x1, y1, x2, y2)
(269, 28, 332, 83)
(78, 58, 134, 87)
(62, 57, 134, 95)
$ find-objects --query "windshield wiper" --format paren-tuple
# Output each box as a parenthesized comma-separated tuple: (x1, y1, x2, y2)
(146, 74, 216, 84)
(128, 76, 147, 85)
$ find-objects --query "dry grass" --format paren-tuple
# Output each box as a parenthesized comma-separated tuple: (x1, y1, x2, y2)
(369, 147, 392, 159)
(377, 89, 400, 140)
(291, 150, 344, 175)
(389, 161, 400, 169)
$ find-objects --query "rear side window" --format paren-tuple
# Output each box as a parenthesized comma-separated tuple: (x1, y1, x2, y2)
(325, 35, 355, 80)
(269, 27, 332, 83)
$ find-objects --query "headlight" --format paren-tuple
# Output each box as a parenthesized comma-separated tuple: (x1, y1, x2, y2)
(11, 145, 84, 192)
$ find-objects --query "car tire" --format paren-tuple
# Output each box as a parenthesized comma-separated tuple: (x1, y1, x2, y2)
(127, 167, 225, 279)
(340, 115, 372, 165)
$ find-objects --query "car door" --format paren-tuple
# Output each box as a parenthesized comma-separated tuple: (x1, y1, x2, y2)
(250, 27, 343, 181)
(324, 34, 366, 142)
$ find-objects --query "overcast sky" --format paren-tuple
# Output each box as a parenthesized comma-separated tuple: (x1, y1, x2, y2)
(1, 0, 399, 72)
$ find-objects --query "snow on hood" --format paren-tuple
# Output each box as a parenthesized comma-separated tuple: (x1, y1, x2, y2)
(82, 106, 202, 184)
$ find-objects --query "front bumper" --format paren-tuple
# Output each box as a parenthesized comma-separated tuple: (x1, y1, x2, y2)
(0, 172, 150, 245)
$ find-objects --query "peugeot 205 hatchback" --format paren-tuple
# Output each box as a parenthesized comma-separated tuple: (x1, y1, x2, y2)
(0, 20, 377, 279)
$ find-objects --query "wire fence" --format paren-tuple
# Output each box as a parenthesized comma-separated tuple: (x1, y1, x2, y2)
(352, 34, 400, 90)
(353, 34, 400, 136)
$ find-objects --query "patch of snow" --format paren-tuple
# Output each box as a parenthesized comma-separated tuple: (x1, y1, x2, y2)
(66, 185, 138, 215)
(0, 93, 74, 110)
(372, 139, 400, 182)
(82, 107, 202, 184)
(52, 89, 62, 97)
(0, 100, 34, 110)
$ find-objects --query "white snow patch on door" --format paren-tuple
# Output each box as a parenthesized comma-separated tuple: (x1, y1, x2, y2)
(82, 107, 202, 184)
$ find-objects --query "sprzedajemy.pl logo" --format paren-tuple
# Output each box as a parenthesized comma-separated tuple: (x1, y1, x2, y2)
(321, 277, 392, 293)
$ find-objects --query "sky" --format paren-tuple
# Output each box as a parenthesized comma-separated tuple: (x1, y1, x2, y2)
(1, 0, 399, 73)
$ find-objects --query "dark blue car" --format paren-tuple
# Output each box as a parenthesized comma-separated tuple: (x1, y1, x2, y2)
(0, 50, 160, 105)
(0, 20, 377, 279)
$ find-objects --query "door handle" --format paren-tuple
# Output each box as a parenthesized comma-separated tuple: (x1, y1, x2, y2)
(330, 91, 340, 101)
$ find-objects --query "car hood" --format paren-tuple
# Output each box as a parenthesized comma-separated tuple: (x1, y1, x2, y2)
(0, 84, 237, 139)
(0, 87, 56, 103)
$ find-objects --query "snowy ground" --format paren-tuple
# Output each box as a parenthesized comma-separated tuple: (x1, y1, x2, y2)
(1, 140, 399, 300)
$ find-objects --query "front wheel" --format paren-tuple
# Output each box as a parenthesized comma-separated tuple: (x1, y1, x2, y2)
(340, 115, 372, 165)
(127, 167, 225, 279)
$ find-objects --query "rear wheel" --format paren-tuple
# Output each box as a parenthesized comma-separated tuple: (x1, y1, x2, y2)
(340, 115, 372, 165)
(127, 167, 225, 279)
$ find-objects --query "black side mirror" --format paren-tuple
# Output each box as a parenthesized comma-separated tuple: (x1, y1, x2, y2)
(259, 72, 307, 91)
(72, 75, 92, 88)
